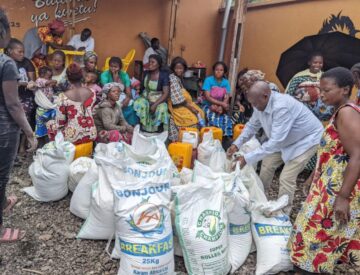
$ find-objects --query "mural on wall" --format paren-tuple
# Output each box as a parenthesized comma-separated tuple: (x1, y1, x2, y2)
(31, 0, 100, 26)
(319, 11, 360, 37)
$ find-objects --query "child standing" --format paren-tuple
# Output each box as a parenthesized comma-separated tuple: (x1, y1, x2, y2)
(34, 66, 57, 144)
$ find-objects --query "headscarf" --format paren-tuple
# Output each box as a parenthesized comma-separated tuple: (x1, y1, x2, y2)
(238, 69, 265, 92)
(102, 82, 124, 95)
(83, 51, 98, 63)
(48, 19, 65, 35)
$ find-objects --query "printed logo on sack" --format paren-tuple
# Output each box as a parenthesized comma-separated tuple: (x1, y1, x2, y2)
(229, 222, 251, 235)
(254, 223, 292, 237)
(196, 210, 225, 242)
(127, 198, 166, 236)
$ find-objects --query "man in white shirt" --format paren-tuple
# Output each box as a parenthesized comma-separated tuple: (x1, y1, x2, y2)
(142, 37, 159, 70)
(67, 28, 94, 52)
(227, 81, 323, 214)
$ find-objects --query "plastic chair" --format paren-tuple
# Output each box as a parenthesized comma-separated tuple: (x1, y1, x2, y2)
(48, 47, 85, 67)
(102, 49, 136, 73)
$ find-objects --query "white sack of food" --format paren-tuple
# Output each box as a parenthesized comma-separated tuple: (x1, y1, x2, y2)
(197, 131, 216, 167)
(251, 210, 293, 275)
(77, 143, 117, 240)
(179, 167, 193, 185)
(107, 140, 175, 275)
(42, 135, 75, 164)
(193, 161, 252, 272)
(68, 157, 95, 192)
(132, 124, 180, 185)
(69, 160, 98, 219)
(24, 133, 71, 202)
(175, 176, 230, 275)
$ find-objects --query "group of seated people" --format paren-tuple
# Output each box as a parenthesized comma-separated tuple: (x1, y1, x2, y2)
(8, 31, 261, 151)
(8, 32, 360, 156)
(2, 14, 360, 274)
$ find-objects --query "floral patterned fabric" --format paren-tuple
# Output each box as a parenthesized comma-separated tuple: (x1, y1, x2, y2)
(47, 92, 97, 145)
(37, 26, 63, 45)
(288, 103, 360, 273)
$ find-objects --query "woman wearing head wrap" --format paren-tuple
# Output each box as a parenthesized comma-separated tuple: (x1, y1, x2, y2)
(83, 51, 101, 84)
(100, 56, 140, 126)
(94, 82, 133, 144)
(23, 19, 67, 70)
(47, 63, 97, 145)
(133, 54, 170, 133)
(233, 68, 280, 124)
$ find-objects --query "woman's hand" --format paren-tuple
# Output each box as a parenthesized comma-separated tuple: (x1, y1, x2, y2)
(334, 195, 350, 227)
(119, 126, 127, 133)
(126, 125, 134, 133)
(150, 103, 157, 114)
(222, 102, 229, 111)
(26, 132, 38, 152)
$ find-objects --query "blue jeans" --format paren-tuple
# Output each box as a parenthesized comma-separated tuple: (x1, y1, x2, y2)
(0, 106, 19, 225)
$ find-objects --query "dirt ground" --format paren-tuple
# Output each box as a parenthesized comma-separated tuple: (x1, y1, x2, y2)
(0, 154, 358, 275)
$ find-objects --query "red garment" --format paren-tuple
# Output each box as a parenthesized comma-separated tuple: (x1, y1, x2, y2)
(47, 92, 97, 145)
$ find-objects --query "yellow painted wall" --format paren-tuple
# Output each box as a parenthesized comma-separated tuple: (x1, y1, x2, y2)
(2, 0, 223, 74)
(240, 0, 360, 90)
(2, 0, 358, 90)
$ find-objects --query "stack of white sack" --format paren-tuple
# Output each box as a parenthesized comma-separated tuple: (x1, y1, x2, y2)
(108, 139, 175, 275)
(23, 133, 74, 202)
(77, 126, 180, 241)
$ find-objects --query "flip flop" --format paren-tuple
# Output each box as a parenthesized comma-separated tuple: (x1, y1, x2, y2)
(0, 228, 26, 243)
(3, 195, 18, 214)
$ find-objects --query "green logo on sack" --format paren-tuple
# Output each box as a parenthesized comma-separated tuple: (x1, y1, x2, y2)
(196, 210, 225, 242)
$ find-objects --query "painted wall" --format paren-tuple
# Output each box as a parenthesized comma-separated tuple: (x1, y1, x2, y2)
(239, 0, 360, 90)
(3, 0, 223, 74)
(3, 0, 357, 89)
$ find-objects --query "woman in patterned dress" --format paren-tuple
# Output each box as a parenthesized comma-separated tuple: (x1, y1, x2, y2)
(289, 67, 360, 274)
(47, 63, 97, 145)
(168, 56, 204, 142)
(134, 54, 169, 133)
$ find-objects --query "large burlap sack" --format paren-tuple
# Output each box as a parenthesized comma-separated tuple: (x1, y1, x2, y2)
(69, 160, 98, 219)
(24, 133, 71, 202)
(105, 140, 175, 275)
(175, 176, 230, 275)
(68, 157, 95, 192)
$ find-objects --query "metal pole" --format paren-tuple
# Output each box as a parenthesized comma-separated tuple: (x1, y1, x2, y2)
(218, 0, 232, 61)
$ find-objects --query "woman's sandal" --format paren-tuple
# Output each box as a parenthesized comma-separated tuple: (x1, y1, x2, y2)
(3, 195, 18, 214)
(0, 228, 26, 243)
